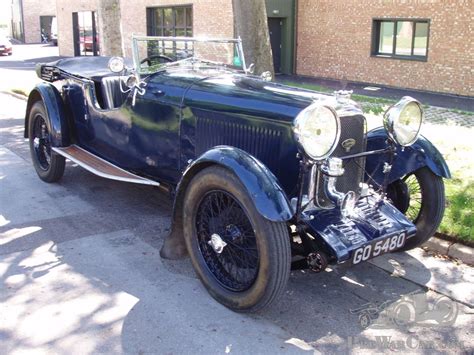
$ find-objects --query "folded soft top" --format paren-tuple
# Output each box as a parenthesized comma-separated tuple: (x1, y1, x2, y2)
(45, 56, 133, 80)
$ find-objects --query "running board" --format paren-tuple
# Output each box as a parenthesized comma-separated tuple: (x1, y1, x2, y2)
(52, 145, 160, 187)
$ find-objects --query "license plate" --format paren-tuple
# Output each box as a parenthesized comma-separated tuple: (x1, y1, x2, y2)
(352, 232, 406, 265)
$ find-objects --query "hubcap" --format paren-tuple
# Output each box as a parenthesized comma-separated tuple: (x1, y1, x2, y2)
(208, 233, 227, 254)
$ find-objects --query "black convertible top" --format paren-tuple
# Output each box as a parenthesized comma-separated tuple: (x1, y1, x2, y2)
(44, 56, 133, 80)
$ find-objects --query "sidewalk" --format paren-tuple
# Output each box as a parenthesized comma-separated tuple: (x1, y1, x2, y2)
(0, 44, 65, 97)
(423, 106, 473, 128)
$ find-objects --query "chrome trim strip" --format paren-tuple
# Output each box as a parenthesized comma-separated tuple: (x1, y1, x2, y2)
(132, 35, 242, 43)
(308, 164, 317, 205)
(52, 145, 160, 187)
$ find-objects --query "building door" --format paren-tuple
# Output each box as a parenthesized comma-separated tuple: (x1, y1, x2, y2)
(72, 11, 99, 56)
(40, 16, 54, 43)
(268, 18, 282, 73)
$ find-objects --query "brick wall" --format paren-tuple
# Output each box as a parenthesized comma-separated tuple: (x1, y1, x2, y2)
(297, 0, 474, 96)
(120, 0, 233, 58)
(57, 0, 233, 57)
(56, 0, 98, 56)
(23, 0, 56, 43)
(55, 0, 472, 96)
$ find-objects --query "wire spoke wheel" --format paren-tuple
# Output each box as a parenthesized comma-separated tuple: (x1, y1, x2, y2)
(387, 167, 445, 251)
(183, 166, 291, 311)
(32, 114, 52, 171)
(403, 173, 423, 222)
(196, 190, 259, 292)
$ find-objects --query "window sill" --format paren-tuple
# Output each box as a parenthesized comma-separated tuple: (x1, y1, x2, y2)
(371, 54, 428, 62)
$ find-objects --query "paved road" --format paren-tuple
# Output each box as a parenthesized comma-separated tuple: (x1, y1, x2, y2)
(0, 92, 473, 354)
(0, 43, 61, 69)
(0, 44, 63, 95)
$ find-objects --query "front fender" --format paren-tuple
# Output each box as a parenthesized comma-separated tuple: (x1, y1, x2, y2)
(160, 146, 293, 260)
(365, 127, 451, 185)
(24, 83, 71, 147)
(181, 146, 293, 221)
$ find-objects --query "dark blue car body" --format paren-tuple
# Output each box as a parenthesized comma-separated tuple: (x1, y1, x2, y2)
(25, 56, 449, 266)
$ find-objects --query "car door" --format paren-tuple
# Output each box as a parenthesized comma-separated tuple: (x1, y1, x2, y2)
(125, 71, 197, 183)
(65, 77, 137, 169)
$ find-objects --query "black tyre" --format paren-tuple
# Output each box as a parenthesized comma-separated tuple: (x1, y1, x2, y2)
(182, 166, 291, 312)
(28, 101, 65, 183)
(387, 167, 445, 251)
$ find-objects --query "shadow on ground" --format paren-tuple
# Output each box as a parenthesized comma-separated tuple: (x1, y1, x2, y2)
(1, 162, 469, 353)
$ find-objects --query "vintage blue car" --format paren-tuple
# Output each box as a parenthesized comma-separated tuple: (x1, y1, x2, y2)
(25, 36, 449, 312)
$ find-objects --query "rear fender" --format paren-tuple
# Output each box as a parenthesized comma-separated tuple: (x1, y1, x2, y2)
(365, 127, 450, 185)
(24, 83, 71, 147)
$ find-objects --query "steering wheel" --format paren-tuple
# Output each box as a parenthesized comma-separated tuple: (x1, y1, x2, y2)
(140, 55, 173, 66)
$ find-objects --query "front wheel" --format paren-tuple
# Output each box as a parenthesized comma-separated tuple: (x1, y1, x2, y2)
(387, 167, 445, 251)
(182, 166, 291, 312)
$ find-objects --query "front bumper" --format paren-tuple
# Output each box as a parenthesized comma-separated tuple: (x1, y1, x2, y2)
(301, 196, 417, 263)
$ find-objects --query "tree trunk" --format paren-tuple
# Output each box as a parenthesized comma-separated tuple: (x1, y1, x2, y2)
(97, 0, 123, 57)
(232, 0, 274, 77)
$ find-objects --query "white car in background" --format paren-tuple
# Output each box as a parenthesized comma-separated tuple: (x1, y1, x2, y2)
(0, 36, 12, 55)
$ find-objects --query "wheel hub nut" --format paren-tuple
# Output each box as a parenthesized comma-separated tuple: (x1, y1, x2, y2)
(208, 233, 227, 254)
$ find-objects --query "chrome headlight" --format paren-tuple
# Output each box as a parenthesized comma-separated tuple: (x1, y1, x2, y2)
(108, 56, 125, 73)
(293, 103, 341, 160)
(384, 97, 423, 146)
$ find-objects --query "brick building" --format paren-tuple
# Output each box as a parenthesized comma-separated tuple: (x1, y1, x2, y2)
(296, 0, 473, 97)
(11, 0, 57, 43)
(53, 0, 473, 96)
(55, 0, 233, 59)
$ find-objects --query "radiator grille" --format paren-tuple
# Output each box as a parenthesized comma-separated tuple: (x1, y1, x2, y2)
(316, 114, 367, 207)
(195, 115, 282, 173)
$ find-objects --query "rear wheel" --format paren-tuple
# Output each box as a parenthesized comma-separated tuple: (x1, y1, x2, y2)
(28, 101, 65, 182)
(182, 166, 291, 312)
(387, 167, 445, 251)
